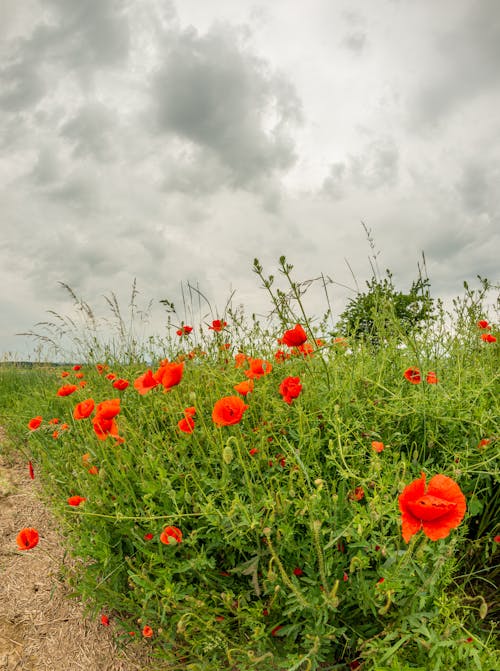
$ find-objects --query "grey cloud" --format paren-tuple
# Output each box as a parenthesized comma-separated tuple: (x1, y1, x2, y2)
(0, 0, 130, 114)
(350, 139, 399, 189)
(321, 138, 399, 198)
(342, 31, 367, 54)
(162, 148, 231, 196)
(321, 162, 346, 200)
(42, 0, 130, 71)
(31, 146, 60, 184)
(411, 0, 500, 128)
(456, 161, 499, 215)
(0, 58, 45, 112)
(152, 24, 302, 191)
(49, 171, 102, 212)
(60, 102, 116, 161)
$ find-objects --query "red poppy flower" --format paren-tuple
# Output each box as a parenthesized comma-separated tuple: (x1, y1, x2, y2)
(57, 384, 78, 397)
(234, 352, 247, 368)
(184, 406, 196, 417)
(244, 358, 272, 379)
(234, 380, 254, 396)
(96, 364, 106, 374)
(16, 527, 39, 550)
(52, 430, 59, 439)
(82, 453, 91, 464)
(293, 567, 303, 576)
(142, 625, 153, 638)
(281, 323, 307, 347)
(371, 441, 385, 453)
(160, 526, 182, 545)
(249, 448, 258, 456)
(403, 367, 421, 384)
(481, 333, 496, 343)
(279, 376, 302, 404)
(112, 378, 129, 390)
(144, 533, 154, 541)
(176, 325, 193, 336)
(92, 416, 120, 441)
(271, 625, 283, 637)
(88, 466, 99, 475)
(28, 461, 35, 479)
(106, 373, 116, 380)
(28, 416, 43, 430)
(61, 371, 70, 377)
(209, 319, 227, 332)
(349, 486, 365, 501)
(79, 380, 87, 388)
(478, 438, 491, 448)
(73, 365, 82, 371)
(212, 396, 249, 426)
(67, 495, 86, 506)
(75, 372, 84, 379)
(73, 398, 95, 420)
(178, 416, 195, 433)
(154, 361, 184, 390)
(60, 423, 69, 431)
(477, 320, 490, 329)
(95, 398, 121, 419)
(101, 615, 110, 626)
(274, 349, 290, 362)
(134, 369, 159, 394)
(426, 371, 438, 384)
(398, 472, 466, 542)
(297, 342, 314, 357)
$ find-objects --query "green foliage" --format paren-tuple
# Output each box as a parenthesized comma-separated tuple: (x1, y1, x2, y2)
(0, 261, 499, 671)
(337, 271, 434, 345)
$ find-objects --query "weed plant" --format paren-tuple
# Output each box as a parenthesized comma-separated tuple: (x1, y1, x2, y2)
(0, 258, 499, 670)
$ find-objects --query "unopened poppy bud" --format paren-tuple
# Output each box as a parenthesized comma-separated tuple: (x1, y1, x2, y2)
(378, 591, 393, 615)
(478, 597, 488, 620)
(349, 556, 364, 572)
(222, 445, 234, 464)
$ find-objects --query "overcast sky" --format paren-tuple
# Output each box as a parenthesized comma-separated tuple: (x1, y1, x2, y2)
(1, 0, 499, 358)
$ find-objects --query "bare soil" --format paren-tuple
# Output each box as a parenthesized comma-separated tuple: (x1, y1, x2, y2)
(0, 429, 163, 671)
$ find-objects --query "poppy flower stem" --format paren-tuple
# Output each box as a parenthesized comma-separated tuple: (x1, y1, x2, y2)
(311, 520, 330, 595)
(263, 529, 310, 609)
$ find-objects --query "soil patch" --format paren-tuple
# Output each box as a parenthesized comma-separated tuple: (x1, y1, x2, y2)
(0, 430, 163, 671)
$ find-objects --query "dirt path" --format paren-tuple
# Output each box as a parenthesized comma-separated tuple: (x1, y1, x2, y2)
(0, 430, 160, 671)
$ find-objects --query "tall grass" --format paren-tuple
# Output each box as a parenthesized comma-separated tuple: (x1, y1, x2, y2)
(0, 258, 498, 671)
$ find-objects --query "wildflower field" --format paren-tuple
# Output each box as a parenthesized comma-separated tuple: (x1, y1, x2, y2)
(1, 259, 499, 670)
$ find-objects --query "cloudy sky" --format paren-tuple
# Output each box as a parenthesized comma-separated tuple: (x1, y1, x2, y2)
(1, 0, 499, 358)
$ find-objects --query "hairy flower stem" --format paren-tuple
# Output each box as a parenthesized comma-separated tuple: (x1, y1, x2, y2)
(263, 529, 310, 609)
(312, 520, 330, 594)
(278, 258, 332, 389)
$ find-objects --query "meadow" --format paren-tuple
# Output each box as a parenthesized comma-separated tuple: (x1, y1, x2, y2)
(0, 258, 498, 670)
